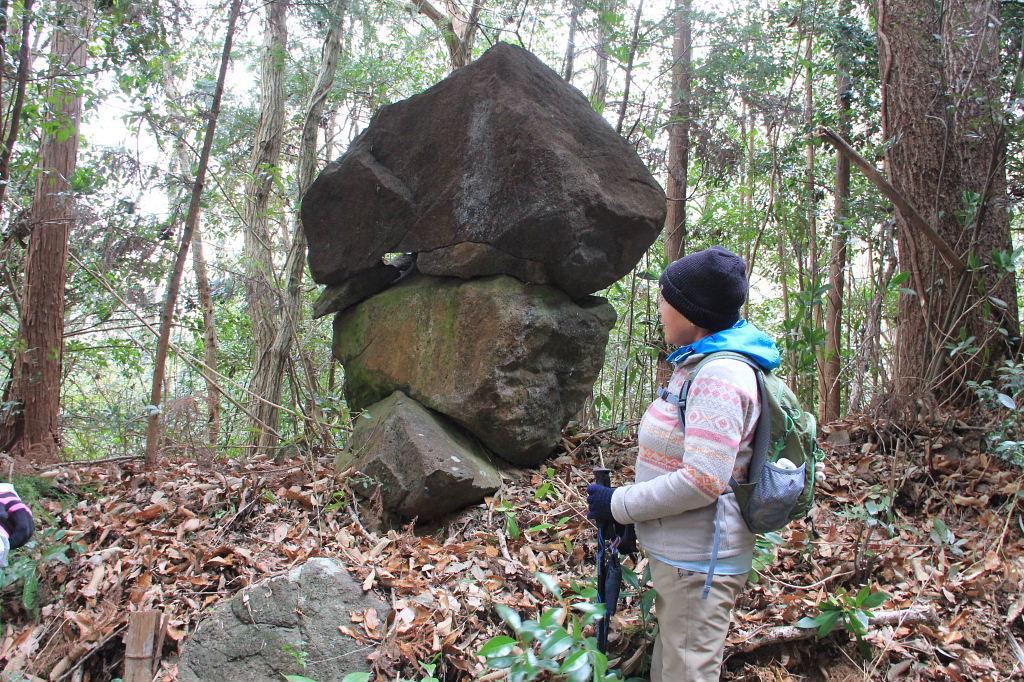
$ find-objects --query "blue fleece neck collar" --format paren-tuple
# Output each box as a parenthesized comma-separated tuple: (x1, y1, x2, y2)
(665, 320, 782, 371)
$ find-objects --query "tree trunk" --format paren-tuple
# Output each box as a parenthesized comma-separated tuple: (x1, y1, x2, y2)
(0, 0, 33, 213)
(244, 0, 288, 450)
(664, 0, 691, 262)
(144, 0, 242, 467)
(779, 223, 797, 393)
(190, 223, 220, 449)
(614, 0, 644, 135)
(415, 0, 484, 71)
(881, 0, 1019, 402)
(0, 0, 89, 463)
(850, 219, 897, 411)
(562, 0, 579, 81)
(165, 61, 221, 452)
(591, 0, 612, 111)
(821, 3, 852, 424)
(251, 0, 348, 456)
(802, 34, 822, 407)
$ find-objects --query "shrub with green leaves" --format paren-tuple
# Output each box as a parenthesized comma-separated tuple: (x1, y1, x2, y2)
(968, 358, 1024, 465)
(478, 572, 644, 682)
(0, 527, 85, 618)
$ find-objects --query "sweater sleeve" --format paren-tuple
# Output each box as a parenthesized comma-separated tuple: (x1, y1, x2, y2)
(610, 359, 757, 524)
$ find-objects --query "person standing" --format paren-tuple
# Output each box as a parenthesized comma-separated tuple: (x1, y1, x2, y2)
(587, 246, 781, 682)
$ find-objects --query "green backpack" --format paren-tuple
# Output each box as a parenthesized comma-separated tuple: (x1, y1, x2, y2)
(661, 350, 821, 533)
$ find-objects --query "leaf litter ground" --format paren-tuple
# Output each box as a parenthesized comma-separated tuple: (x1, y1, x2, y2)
(1, 415, 1023, 681)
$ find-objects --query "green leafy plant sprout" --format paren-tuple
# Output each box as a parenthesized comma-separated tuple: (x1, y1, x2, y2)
(527, 515, 570, 537)
(797, 586, 889, 657)
(282, 642, 310, 669)
(324, 490, 348, 514)
(929, 517, 968, 557)
(499, 501, 521, 540)
(534, 467, 561, 501)
(967, 358, 1024, 465)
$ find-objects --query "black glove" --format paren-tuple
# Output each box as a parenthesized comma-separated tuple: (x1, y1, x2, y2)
(0, 484, 35, 549)
(587, 484, 615, 522)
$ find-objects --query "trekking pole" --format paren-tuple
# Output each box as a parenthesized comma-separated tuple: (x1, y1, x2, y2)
(593, 467, 612, 652)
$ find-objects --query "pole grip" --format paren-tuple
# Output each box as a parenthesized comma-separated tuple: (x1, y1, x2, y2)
(593, 467, 611, 487)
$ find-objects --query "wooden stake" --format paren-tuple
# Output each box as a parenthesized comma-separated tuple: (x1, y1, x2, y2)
(123, 611, 166, 682)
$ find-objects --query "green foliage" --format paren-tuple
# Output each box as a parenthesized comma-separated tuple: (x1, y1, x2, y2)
(968, 359, 1024, 465)
(839, 485, 895, 535)
(796, 585, 889, 657)
(620, 562, 655, 625)
(478, 572, 644, 682)
(0, 528, 86, 619)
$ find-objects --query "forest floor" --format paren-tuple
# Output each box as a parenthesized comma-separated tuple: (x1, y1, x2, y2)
(1, 413, 1023, 681)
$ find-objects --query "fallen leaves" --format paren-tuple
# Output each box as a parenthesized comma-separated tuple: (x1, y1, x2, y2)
(0, 416, 1021, 681)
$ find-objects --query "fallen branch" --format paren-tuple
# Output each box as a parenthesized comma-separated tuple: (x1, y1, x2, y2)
(813, 127, 966, 274)
(730, 606, 934, 654)
(52, 455, 144, 468)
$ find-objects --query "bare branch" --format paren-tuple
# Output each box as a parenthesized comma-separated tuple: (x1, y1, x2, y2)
(814, 126, 966, 275)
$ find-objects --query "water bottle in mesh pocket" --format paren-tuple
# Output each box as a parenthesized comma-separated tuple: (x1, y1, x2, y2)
(743, 460, 805, 533)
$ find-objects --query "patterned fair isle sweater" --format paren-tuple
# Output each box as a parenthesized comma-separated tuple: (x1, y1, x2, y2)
(609, 354, 760, 562)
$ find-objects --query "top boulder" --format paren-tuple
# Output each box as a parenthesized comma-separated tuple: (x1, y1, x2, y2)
(301, 43, 665, 298)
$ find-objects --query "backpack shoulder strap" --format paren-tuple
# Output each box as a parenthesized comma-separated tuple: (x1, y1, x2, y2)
(660, 351, 773, 486)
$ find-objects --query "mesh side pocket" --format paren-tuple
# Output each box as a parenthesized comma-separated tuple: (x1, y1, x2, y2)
(744, 462, 805, 533)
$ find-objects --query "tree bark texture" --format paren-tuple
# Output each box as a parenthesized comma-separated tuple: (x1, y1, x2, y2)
(821, 4, 852, 424)
(243, 0, 289, 449)
(664, 0, 691, 262)
(251, 0, 348, 455)
(0, 0, 89, 463)
(144, 0, 242, 467)
(880, 0, 1018, 400)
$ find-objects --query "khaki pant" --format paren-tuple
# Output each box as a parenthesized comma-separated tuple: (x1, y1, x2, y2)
(648, 555, 748, 682)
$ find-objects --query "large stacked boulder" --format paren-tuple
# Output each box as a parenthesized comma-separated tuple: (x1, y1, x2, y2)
(302, 42, 665, 520)
(301, 42, 665, 299)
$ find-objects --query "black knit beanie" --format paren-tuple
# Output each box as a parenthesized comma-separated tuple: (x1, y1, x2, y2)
(659, 246, 748, 332)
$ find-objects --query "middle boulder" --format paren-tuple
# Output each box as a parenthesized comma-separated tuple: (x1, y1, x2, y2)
(334, 274, 616, 465)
